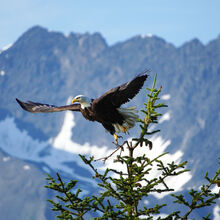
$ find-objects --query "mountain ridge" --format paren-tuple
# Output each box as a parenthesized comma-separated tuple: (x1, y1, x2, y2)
(0, 25, 219, 219)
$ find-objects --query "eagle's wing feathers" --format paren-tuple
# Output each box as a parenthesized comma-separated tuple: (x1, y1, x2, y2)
(16, 98, 81, 113)
(93, 72, 149, 109)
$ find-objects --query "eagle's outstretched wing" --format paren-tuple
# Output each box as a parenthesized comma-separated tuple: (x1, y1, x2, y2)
(93, 70, 149, 109)
(16, 99, 81, 113)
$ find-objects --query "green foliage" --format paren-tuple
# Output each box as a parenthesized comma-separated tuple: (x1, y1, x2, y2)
(171, 161, 220, 219)
(45, 74, 220, 219)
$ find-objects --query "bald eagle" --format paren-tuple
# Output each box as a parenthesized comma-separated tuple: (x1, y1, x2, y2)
(16, 73, 148, 143)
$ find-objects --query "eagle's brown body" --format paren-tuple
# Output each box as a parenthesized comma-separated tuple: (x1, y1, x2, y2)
(80, 102, 125, 134)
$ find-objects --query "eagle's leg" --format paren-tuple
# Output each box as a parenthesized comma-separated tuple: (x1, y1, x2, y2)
(113, 133, 123, 144)
(113, 134, 118, 144)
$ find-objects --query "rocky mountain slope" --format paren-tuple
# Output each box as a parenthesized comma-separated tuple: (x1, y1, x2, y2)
(0, 26, 219, 219)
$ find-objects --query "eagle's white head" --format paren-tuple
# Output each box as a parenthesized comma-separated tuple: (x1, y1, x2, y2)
(72, 95, 92, 109)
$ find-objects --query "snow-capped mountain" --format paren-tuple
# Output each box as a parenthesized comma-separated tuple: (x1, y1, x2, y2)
(0, 26, 219, 219)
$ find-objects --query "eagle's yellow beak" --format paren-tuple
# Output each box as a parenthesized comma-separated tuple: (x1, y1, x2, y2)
(72, 98, 77, 104)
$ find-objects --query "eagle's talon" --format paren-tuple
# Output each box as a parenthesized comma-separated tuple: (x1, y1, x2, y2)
(113, 134, 123, 144)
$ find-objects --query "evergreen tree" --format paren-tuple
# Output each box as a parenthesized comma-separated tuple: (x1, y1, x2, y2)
(45, 75, 220, 219)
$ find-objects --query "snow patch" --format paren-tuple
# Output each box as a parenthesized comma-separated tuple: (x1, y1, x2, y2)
(140, 213, 167, 219)
(144, 200, 149, 205)
(0, 70, 5, 76)
(23, 165, 30, 170)
(0, 114, 109, 184)
(0, 43, 12, 54)
(50, 110, 111, 158)
(140, 34, 153, 38)
(3, 156, 10, 162)
(159, 112, 171, 124)
(214, 205, 220, 220)
(161, 94, 171, 100)
(153, 214, 168, 219)
(0, 117, 49, 159)
(211, 185, 220, 194)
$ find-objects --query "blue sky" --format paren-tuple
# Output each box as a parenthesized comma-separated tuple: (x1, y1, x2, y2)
(0, 0, 220, 49)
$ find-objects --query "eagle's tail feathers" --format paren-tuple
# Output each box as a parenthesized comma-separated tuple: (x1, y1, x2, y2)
(113, 106, 139, 133)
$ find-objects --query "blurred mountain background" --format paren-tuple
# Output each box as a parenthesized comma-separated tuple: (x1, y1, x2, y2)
(0, 26, 219, 219)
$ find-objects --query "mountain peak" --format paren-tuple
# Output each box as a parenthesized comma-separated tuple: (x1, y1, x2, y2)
(69, 31, 107, 48)
(182, 38, 204, 47)
(17, 25, 52, 42)
(25, 25, 49, 34)
(179, 38, 204, 55)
